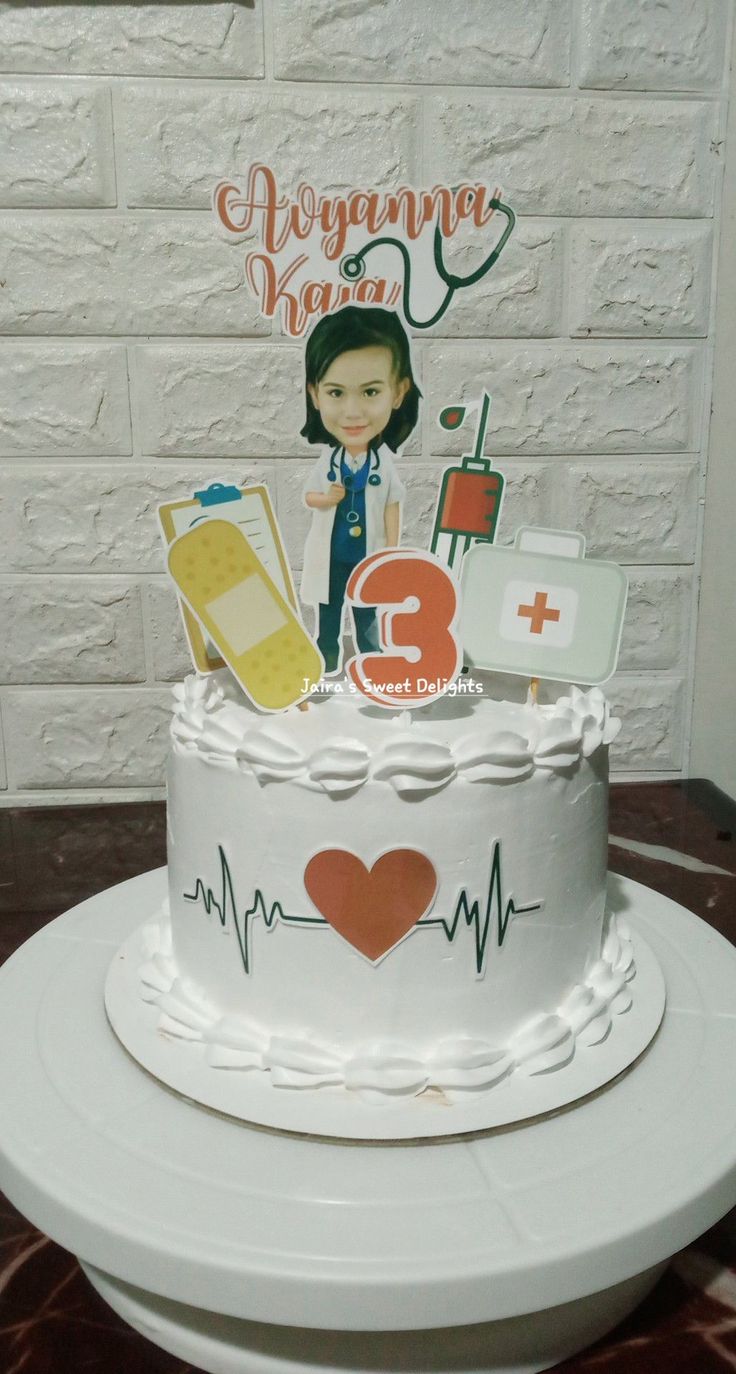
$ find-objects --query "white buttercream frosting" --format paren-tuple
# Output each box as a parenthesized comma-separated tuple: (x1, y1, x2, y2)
(171, 675, 621, 796)
(159, 672, 630, 1111)
(139, 906, 635, 1101)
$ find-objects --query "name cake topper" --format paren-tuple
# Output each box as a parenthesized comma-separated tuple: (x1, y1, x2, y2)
(213, 163, 516, 337)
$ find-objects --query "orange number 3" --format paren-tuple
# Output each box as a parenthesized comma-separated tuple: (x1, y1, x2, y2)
(346, 550, 462, 707)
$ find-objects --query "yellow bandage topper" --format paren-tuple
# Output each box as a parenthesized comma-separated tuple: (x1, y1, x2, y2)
(168, 519, 324, 713)
(158, 481, 297, 675)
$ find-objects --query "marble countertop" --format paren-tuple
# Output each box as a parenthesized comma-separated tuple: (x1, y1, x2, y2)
(0, 781, 734, 1373)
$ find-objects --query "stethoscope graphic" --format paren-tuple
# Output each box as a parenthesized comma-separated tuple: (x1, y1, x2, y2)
(327, 444, 382, 486)
(338, 196, 516, 331)
(327, 444, 380, 537)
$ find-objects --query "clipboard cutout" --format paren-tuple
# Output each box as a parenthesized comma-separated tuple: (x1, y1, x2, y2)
(158, 481, 298, 674)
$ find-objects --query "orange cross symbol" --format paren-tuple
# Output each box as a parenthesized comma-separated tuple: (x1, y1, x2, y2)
(517, 590, 561, 635)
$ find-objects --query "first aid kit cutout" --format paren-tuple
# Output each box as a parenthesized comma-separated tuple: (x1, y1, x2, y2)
(460, 527, 628, 686)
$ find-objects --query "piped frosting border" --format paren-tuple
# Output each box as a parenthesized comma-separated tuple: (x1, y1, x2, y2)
(171, 678, 621, 796)
(138, 909, 635, 1102)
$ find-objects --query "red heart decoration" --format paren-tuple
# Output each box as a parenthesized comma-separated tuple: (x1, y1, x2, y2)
(304, 849, 438, 962)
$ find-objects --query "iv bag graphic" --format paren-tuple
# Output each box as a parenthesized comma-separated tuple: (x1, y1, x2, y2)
(431, 392, 505, 573)
(435, 458, 505, 538)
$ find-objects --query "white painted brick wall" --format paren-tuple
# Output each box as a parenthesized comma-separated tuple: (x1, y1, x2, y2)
(1, 579, 146, 683)
(0, 216, 266, 336)
(0, 82, 115, 206)
(569, 223, 714, 337)
(147, 580, 192, 685)
(4, 688, 171, 789)
(427, 97, 718, 216)
(578, 0, 728, 92)
(0, 463, 279, 572)
(118, 86, 421, 208)
(271, 0, 572, 88)
(0, 703, 6, 790)
(0, 0, 731, 801)
(0, 4, 265, 79)
(422, 345, 700, 454)
(0, 345, 132, 454)
(558, 463, 700, 563)
(618, 570, 693, 672)
(136, 346, 302, 458)
(607, 677, 688, 772)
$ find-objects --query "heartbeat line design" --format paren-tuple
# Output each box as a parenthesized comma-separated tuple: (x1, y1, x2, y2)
(184, 845, 324, 975)
(184, 841, 543, 977)
(418, 839, 543, 974)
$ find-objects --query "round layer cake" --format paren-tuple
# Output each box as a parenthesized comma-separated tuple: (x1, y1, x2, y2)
(138, 673, 634, 1101)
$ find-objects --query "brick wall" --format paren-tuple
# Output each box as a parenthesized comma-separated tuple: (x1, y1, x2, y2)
(0, 0, 731, 801)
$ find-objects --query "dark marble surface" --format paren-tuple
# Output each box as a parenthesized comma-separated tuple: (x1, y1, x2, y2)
(0, 783, 735, 1373)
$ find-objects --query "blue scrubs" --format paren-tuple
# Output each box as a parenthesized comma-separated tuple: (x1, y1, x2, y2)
(317, 454, 377, 671)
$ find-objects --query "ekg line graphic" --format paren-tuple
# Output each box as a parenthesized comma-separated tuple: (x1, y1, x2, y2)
(418, 840, 543, 973)
(184, 841, 543, 976)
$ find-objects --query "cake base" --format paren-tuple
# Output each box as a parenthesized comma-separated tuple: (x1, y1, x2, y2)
(104, 882, 666, 1139)
(1, 870, 736, 1374)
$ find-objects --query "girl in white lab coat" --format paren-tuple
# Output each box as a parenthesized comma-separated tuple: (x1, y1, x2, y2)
(301, 306, 421, 673)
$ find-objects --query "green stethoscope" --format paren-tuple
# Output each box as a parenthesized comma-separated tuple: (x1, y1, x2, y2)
(327, 443, 381, 488)
(338, 196, 516, 331)
(328, 445, 376, 539)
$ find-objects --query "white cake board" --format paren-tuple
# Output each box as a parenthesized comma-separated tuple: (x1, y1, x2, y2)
(104, 896, 666, 1140)
(1, 869, 736, 1374)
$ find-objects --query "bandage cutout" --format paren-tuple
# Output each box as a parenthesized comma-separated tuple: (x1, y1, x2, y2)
(158, 481, 297, 675)
(168, 520, 324, 712)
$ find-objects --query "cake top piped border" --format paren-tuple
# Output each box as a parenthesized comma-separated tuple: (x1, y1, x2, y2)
(171, 673, 620, 793)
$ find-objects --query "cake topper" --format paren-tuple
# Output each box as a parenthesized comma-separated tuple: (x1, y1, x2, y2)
(208, 161, 518, 700)
(430, 391, 506, 574)
(213, 163, 516, 338)
(154, 163, 630, 710)
(345, 549, 463, 708)
(460, 527, 628, 686)
(299, 305, 419, 676)
(167, 518, 323, 712)
(158, 481, 299, 675)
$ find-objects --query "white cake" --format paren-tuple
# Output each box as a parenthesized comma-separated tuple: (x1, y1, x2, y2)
(137, 672, 636, 1102)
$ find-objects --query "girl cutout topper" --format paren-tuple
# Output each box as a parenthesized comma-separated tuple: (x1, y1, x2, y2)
(300, 306, 420, 674)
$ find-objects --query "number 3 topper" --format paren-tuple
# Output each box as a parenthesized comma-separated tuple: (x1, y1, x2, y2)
(346, 549, 463, 709)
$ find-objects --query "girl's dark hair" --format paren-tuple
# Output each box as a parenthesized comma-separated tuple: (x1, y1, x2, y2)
(300, 305, 421, 451)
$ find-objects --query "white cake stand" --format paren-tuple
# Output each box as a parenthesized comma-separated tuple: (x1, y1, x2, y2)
(1, 868, 736, 1374)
